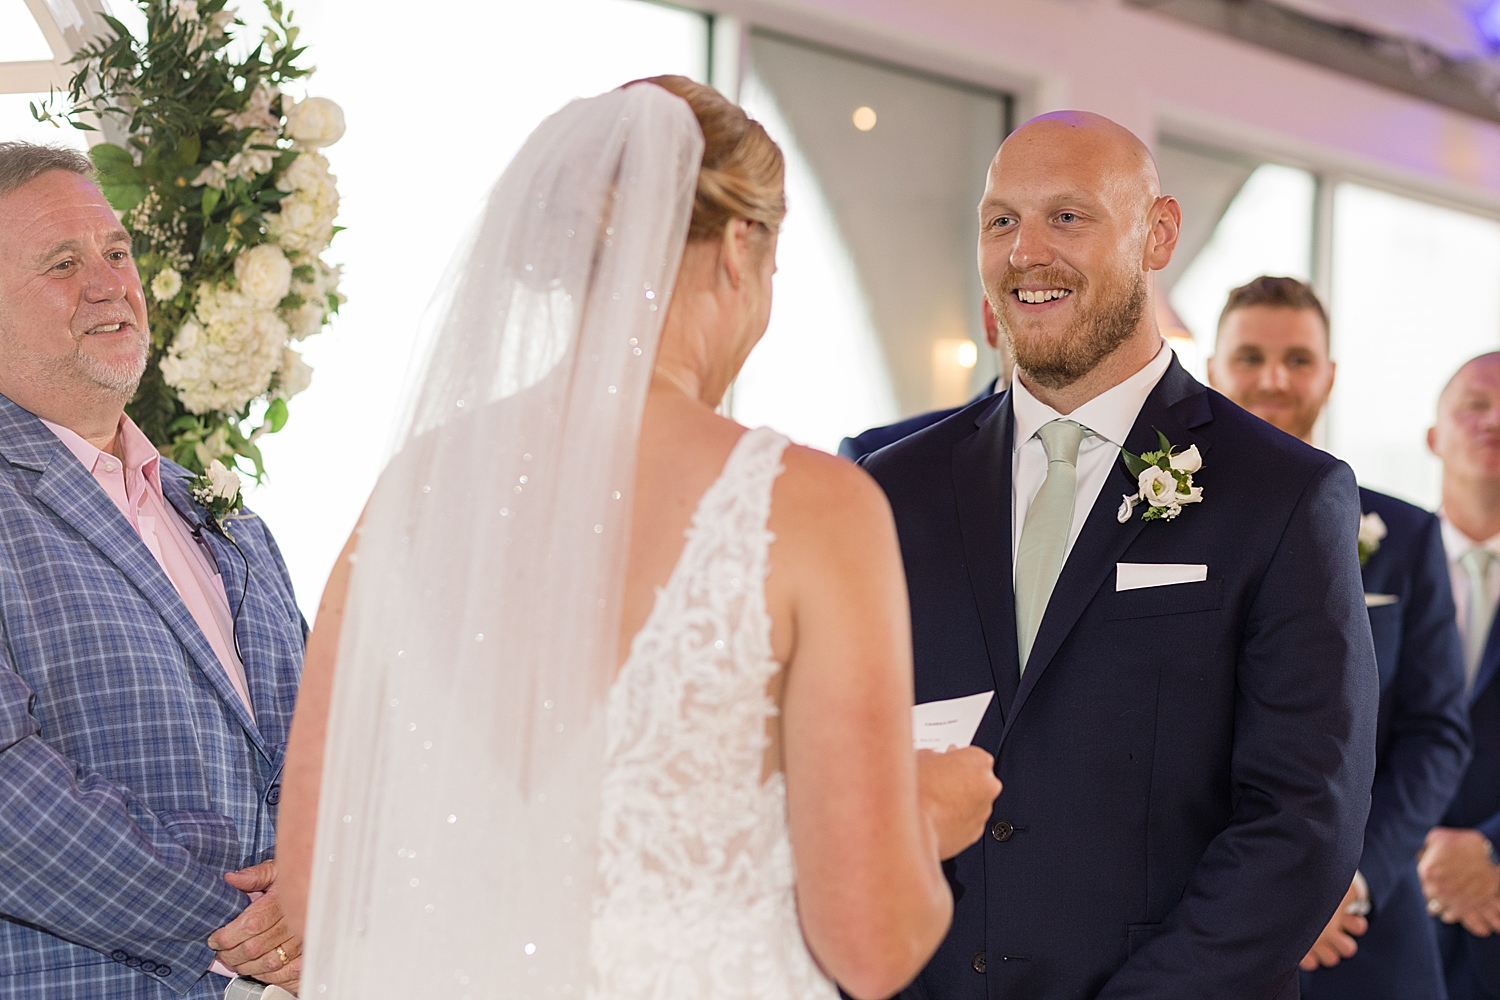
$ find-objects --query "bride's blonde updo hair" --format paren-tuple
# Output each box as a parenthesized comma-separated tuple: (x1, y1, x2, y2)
(633, 75, 786, 244)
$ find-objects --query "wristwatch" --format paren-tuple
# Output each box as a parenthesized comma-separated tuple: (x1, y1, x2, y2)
(223, 978, 295, 1000)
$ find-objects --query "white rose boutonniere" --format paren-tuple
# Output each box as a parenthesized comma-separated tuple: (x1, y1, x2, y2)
(188, 459, 245, 536)
(1117, 431, 1205, 524)
(1358, 511, 1387, 566)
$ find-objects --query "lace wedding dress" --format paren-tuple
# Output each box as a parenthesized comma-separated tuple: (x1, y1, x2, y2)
(590, 427, 838, 1000)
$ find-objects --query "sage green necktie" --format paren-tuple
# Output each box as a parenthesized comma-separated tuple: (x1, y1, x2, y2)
(1461, 548, 1499, 691)
(1016, 419, 1088, 673)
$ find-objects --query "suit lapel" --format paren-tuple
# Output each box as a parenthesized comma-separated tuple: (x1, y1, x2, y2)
(1000, 359, 1214, 748)
(0, 398, 269, 759)
(1471, 613, 1500, 706)
(951, 394, 1021, 717)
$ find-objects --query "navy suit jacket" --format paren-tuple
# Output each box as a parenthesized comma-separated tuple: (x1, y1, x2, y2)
(1434, 515, 1500, 997)
(838, 379, 997, 463)
(1302, 489, 1470, 1000)
(862, 358, 1379, 1000)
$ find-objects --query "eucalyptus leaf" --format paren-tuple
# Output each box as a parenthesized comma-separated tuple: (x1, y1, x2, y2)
(264, 397, 289, 434)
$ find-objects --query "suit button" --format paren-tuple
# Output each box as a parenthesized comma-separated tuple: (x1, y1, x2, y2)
(140, 960, 156, 973)
(110, 950, 128, 963)
(266, 785, 281, 805)
(156, 966, 171, 977)
(125, 957, 141, 968)
(972, 951, 987, 973)
(991, 820, 1014, 842)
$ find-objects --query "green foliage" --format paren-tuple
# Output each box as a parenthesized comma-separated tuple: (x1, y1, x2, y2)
(33, 0, 319, 477)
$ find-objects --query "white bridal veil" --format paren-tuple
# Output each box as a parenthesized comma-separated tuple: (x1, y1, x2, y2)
(302, 85, 703, 997)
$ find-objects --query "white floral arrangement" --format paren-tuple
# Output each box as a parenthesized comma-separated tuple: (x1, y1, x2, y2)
(1117, 431, 1205, 524)
(36, 0, 345, 476)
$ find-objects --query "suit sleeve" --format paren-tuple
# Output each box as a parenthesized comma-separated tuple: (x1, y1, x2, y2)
(0, 639, 248, 993)
(1098, 458, 1380, 999)
(1360, 514, 1471, 908)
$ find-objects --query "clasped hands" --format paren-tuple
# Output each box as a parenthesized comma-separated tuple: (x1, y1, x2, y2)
(1419, 827, 1500, 937)
(209, 858, 303, 994)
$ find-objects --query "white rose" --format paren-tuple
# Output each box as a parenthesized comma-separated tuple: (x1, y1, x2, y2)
(283, 97, 346, 148)
(275, 347, 313, 399)
(151, 268, 183, 301)
(1359, 512, 1388, 550)
(1138, 466, 1182, 508)
(235, 244, 293, 308)
(205, 459, 243, 501)
(1169, 445, 1202, 474)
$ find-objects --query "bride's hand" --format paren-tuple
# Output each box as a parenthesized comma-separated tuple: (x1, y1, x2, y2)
(916, 747, 1002, 860)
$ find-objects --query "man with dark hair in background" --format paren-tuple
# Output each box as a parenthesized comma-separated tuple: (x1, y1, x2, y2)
(1207, 275, 1470, 1000)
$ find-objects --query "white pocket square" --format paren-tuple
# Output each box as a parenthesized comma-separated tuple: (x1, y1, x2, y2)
(1365, 593, 1399, 607)
(1116, 562, 1209, 592)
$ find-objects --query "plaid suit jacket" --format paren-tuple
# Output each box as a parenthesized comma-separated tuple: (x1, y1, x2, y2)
(0, 394, 307, 998)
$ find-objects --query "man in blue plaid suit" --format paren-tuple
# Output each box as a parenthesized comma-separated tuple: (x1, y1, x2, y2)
(0, 145, 306, 997)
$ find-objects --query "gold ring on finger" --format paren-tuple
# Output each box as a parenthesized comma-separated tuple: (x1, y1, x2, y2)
(276, 945, 289, 968)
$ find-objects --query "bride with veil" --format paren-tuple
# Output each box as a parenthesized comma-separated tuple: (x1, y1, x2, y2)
(277, 76, 1001, 998)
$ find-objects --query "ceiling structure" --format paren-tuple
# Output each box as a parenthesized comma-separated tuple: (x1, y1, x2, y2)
(1128, 0, 1500, 124)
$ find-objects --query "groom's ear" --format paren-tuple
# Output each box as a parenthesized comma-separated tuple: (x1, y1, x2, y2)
(1143, 195, 1181, 273)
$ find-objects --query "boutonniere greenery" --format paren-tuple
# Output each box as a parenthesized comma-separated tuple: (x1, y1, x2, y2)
(187, 459, 246, 536)
(1358, 511, 1387, 566)
(1117, 430, 1204, 524)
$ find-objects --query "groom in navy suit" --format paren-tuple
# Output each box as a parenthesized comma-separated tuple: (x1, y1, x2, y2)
(1206, 276, 1469, 1000)
(862, 113, 1378, 999)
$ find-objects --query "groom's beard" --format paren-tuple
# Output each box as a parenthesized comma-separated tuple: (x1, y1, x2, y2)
(995, 265, 1147, 391)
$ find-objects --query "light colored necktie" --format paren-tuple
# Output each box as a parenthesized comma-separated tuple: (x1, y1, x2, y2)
(1461, 548, 1499, 690)
(1015, 419, 1088, 673)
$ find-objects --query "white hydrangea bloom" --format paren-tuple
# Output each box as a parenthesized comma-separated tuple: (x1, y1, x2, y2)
(283, 261, 343, 340)
(161, 281, 291, 414)
(275, 347, 314, 400)
(267, 150, 338, 255)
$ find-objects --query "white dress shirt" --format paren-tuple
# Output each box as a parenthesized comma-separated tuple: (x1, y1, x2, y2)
(1011, 341, 1173, 573)
(1438, 514, 1500, 646)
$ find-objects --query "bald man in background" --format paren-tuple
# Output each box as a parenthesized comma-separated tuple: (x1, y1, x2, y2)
(1207, 276, 1469, 1000)
(1425, 353, 1500, 1000)
(861, 112, 1377, 999)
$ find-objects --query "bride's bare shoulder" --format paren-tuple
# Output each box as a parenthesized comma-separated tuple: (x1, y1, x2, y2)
(771, 442, 896, 549)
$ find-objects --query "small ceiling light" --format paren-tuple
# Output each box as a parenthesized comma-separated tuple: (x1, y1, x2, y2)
(956, 341, 978, 369)
(852, 106, 877, 131)
(1479, 0, 1500, 48)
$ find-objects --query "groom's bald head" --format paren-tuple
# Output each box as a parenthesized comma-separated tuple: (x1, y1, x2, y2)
(978, 111, 1179, 399)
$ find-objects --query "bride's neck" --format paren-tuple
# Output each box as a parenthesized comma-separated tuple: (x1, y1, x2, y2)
(654, 301, 737, 409)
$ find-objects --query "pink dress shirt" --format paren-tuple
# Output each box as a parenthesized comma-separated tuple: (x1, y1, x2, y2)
(41, 415, 254, 718)
(43, 416, 262, 980)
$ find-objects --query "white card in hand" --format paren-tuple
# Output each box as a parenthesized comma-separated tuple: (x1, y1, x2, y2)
(912, 691, 994, 752)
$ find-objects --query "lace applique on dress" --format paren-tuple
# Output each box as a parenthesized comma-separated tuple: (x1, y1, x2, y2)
(589, 427, 836, 1000)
